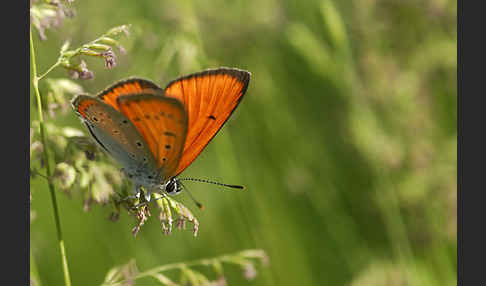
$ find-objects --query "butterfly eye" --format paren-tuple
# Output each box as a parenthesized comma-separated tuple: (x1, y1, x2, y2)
(165, 179, 182, 196)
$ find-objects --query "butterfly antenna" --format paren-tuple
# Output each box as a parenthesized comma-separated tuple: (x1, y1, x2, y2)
(178, 178, 245, 190)
(179, 181, 204, 210)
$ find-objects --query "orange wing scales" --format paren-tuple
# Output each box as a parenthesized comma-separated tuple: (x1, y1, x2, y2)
(97, 78, 163, 111)
(76, 68, 249, 179)
(164, 67, 250, 176)
(117, 94, 188, 179)
(74, 97, 97, 117)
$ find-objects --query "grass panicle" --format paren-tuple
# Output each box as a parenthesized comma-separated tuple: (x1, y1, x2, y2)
(101, 249, 269, 286)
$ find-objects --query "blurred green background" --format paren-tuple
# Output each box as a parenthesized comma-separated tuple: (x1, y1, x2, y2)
(30, 0, 457, 285)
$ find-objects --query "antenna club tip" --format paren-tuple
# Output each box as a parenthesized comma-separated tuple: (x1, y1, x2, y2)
(197, 203, 204, 210)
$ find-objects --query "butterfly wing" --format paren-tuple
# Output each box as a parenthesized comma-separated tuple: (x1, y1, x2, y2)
(96, 78, 164, 111)
(116, 94, 188, 180)
(72, 95, 158, 173)
(163, 67, 250, 176)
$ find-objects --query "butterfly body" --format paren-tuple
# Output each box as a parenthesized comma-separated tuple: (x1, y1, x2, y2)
(72, 68, 250, 200)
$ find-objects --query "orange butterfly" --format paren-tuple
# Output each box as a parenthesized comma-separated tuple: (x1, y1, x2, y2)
(72, 67, 250, 203)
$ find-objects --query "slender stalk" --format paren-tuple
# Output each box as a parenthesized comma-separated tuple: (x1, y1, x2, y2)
(30, 27, 73, 286)
(37, 60, 61, 81)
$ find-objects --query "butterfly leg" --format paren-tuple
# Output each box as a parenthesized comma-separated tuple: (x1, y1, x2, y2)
(116, 194, 139, 203)
(132, 184, 142, 198)
(115, 184, 141, 203)
(143, 189, 152, 202)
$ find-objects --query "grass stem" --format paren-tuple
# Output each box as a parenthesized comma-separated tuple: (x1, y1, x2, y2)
(30, 27, 73, 286)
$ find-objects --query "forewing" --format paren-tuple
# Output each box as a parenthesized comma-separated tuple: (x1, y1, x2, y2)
(116, 94, 188, 180)
(72, 95, 158, 171)
(97, 78, 163, 111)
(164, 67, 250, 176)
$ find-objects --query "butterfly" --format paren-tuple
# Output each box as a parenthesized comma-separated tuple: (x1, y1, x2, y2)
(72, 67, 250, 203)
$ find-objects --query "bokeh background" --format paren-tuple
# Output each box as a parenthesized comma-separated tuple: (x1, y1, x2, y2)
(30, 0, 457, 285)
